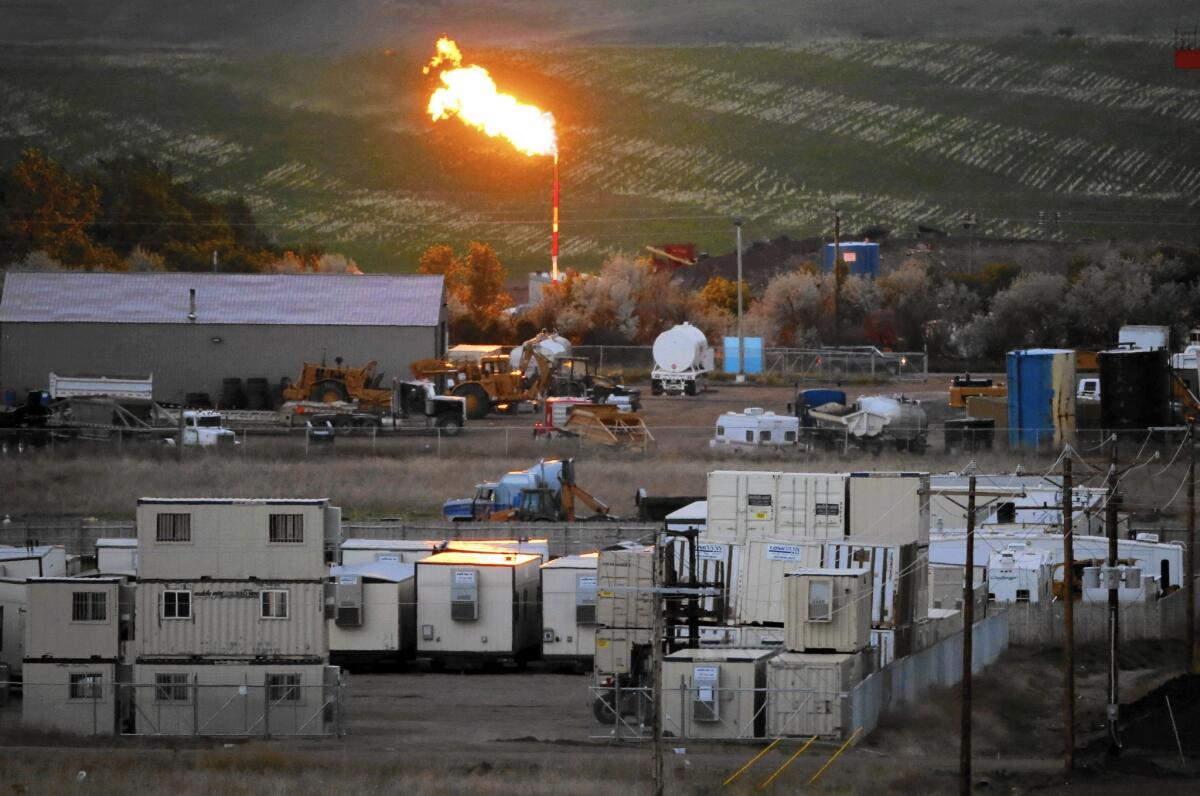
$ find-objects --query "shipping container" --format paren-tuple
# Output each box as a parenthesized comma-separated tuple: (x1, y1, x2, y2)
(822, 541, 925, 628)
(870, 628, 895, 668)
(597, 546, 655, 630)
(1006, 349, 1076, 448)
(766, 650, 872, 738)
(327, 561, 416, 668)
(783, 568, 872, 653)
(661, 648, 776, 739)
(541, 554, 599, 664)
(137, 581, 326, 660)
(594, 626, 652, 675)
(706, 471, 847, 542)
(821, 242, 881, 279)
(846, 472, 930, 545)
(732, 539, 824, 625)
(415, 551, 542, 662)
(1098, 348, 1169, 430)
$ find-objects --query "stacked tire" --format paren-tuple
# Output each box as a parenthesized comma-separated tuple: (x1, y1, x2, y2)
(221, 378, 245, 409)
(244, 377, 271, 410)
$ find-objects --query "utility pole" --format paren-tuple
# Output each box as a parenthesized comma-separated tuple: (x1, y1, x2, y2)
(1061, 450, 1076, 774)
(1105, 437, 1121, 756)
(832, 209, 842, 348)
(959, 473, 977, 796)
(1188, 424, 1197, 674)
(734, 219, 745, 384)
(652, 536, 665, 796)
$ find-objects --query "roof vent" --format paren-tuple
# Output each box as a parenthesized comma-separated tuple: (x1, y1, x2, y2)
(187, 288, 197, 322)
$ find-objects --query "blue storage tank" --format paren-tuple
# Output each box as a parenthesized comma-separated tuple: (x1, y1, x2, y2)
(723, 337, 763, 374)
(821, 242, 881, 279)
(1006, 349, 1076, 449)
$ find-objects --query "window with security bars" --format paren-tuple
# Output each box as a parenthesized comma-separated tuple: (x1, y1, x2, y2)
(261, 590, 289, 619)
(69, 672, 103, 699)
(267, 673, 301, 702)
(162, 590, 191, 619)
(156, 513, 191, 542)
(71, 592, 106, 622)
(154, 673, 190, 702)
(268, 513, 304, 543)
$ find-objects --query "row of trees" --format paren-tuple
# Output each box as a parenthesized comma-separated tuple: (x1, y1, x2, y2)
(0, 149, 359, 274)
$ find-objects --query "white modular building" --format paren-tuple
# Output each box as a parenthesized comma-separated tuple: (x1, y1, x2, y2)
(95, 538, 137, 577)
(328, 560, 416, 669)
(415, 551, 542, 664)
(339, 537, 551, 568)
(660, 648, 776, 739)
(705, 471, 847, 542)
(540, 554, 599, 664)
(0, 545, 68, 578)
(783, 568, 872, 654)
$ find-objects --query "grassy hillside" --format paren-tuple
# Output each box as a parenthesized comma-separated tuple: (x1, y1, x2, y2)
(0, 35, 1196, 274)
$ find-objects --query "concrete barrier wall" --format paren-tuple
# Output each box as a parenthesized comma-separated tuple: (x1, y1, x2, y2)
(852, 611, 1010, 738)
(1004, 590, 1189, 646)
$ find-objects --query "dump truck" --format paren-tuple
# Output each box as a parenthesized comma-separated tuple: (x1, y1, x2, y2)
(442, 458, 611, 522)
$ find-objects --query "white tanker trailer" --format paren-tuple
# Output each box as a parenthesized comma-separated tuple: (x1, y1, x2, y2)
(651, 323, 713, 396)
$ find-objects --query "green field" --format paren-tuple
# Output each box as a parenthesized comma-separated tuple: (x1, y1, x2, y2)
(1, 35, 1197, 273)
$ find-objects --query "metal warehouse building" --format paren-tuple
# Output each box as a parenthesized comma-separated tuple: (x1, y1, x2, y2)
(0, 272, 446, 404)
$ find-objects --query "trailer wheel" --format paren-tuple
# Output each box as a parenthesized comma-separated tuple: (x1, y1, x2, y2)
(683, 380, 697, 396)
(435, 413, 464, 437)
(453, 383, 491, 420)
(651, 379, 663, 396)
(592, 692, 619, 725)
(910, 436, 927, 455)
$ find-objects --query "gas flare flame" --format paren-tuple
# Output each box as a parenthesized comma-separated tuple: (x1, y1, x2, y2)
(423, 36, 557, 157)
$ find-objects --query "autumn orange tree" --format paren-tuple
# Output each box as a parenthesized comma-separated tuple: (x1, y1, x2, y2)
(418, 241, 514, 342)
(699, 275, 751, 315)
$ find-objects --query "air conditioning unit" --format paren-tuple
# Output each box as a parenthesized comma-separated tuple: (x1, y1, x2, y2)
(576, 573, 598, 625)
(692, 665, 720, 722)
(335, 576, 363, 627)
(451, 569, 479, 621)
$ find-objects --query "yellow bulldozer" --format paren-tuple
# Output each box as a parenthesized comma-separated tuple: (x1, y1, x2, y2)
(281, 360, 392, 410)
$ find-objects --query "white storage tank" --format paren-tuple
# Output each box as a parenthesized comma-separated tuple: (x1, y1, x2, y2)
(651, 323, 712, 396)
(509, 331, 572, 372)
(766, 649, 872, 739)
(541, 553, 599, 665)
(661, 648, 776, 739)
(415, 551, 542, 664)
(328, 560, 417, 669)
(784, 568, 872, 654)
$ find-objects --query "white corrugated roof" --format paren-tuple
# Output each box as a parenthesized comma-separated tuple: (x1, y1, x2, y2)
(0, 272, 444, 327)
(330, 561, 415, 583)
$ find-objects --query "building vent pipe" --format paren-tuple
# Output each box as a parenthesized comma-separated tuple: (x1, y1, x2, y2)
(188, 288, 197, 321)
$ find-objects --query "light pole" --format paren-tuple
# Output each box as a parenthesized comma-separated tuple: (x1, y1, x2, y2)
(734, 218, 745, 384)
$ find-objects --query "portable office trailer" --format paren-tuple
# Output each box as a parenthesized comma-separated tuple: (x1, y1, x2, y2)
(705, 472, 846, 542)
(22, 661, 118, 736)
(1006, 349, 1076, 448)
(136, 498, 339, 580)
(26, 578, 125, 661)
(0, 578, 26, 676)
(661, 648, 776, 739)
(987, 547, 1053, 603)
(328, 561, 416, 668)
(96, 538, 137, 577)
(0, 545, 68, 578)
(784, 568, 872, 654)
(136, 580, 325, 661)
(822, 541, 926, 628)
(541, 554, 599, 664)
(596, 545, 655, 630)
(130, 662, 332, 736)
(415, 552, 542, 663)
(846, 472, 930, 545)
(766, 650, 872, 739)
